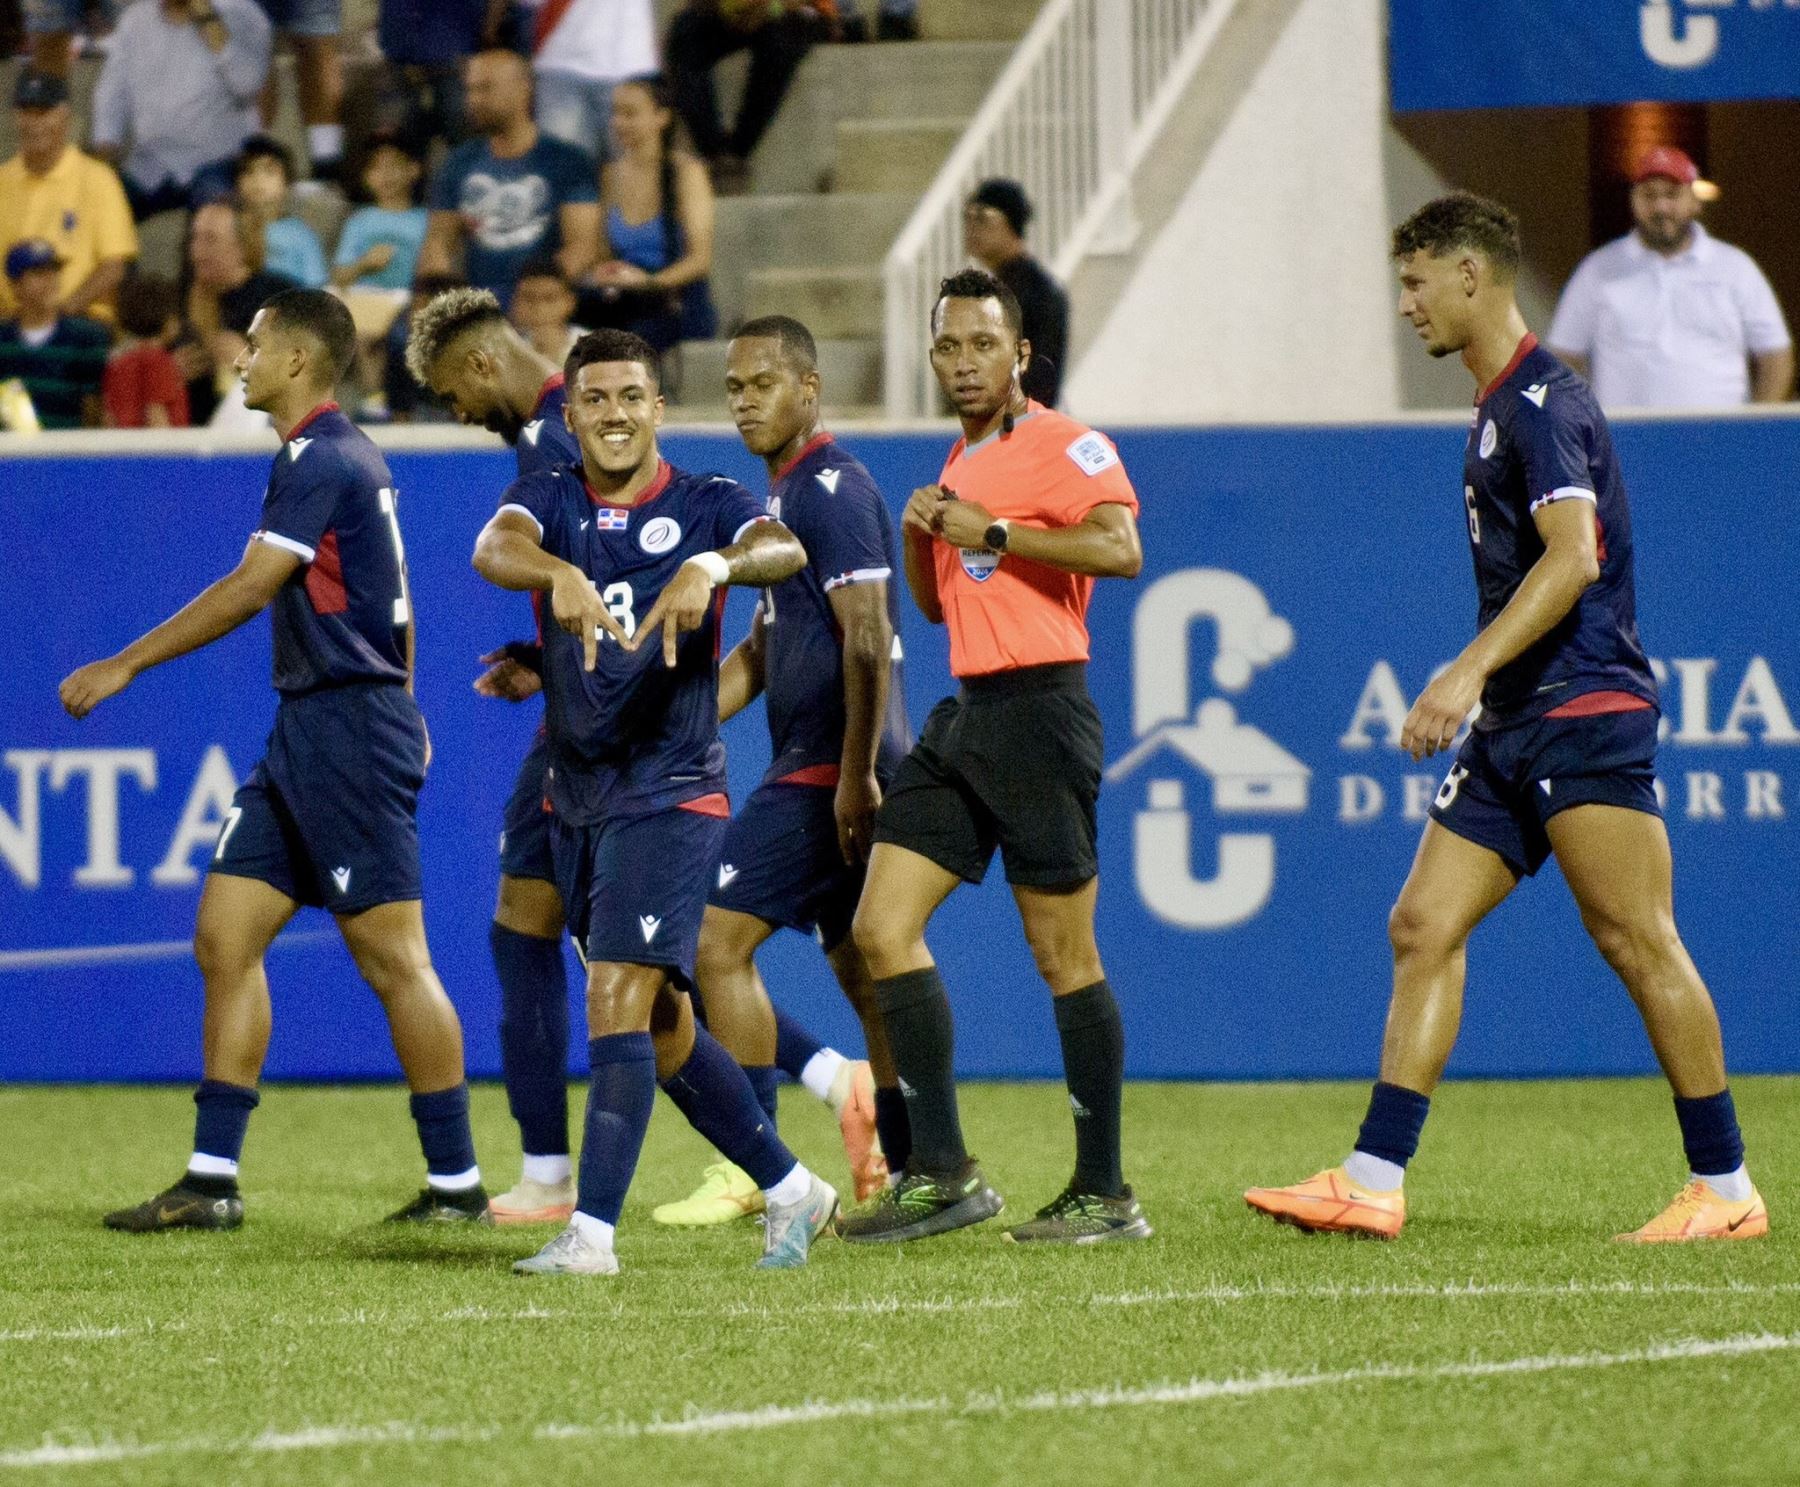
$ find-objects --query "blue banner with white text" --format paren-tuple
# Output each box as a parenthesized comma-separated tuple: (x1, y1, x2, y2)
(1, 419, 1796, 1082)
(1389, 0, 1800, 111)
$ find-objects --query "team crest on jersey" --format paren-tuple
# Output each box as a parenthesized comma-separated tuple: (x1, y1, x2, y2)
(961, 548, 1001, 582)
(1066, 432, 1119, 476)
(594, 507, 630, 532)
(639, 516, 682, 554)
(1478, 419, 1498, 459)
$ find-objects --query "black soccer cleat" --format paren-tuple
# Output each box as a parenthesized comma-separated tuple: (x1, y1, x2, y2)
(103, 1180, 243, 1234)
(1003, 1184, 1153, 1244)
(385, 1186, 493, 1224)
(835, 1158, 1002, 1244)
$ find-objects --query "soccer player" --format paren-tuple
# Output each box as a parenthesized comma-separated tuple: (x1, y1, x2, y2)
(474, 327, 838, 1275)
(1245, 193, 1766, 1243)
(655, 315, 913, 1226)
(59, 288, 488, 1231)
(837, 269, 1151, 1246)
(406, 287, 586, 1226)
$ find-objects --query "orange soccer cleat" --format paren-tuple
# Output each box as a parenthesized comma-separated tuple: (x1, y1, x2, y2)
(1615, 1179, 1769, 1243)
(1244, 1166, 1407, 1239)
(832, 1059, 889, 1203)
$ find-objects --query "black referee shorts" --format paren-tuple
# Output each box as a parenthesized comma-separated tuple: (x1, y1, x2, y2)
(874, 662, 1103, 889)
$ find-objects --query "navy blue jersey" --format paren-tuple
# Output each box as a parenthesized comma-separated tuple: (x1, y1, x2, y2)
(498, 459, 767, 823)
(513, 374, 579, 650)
(253, 403, 411, 697)
(759, 435, 911, 787)
(1462, 337, 1657, 728)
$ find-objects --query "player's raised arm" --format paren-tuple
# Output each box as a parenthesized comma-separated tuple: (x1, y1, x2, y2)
(631, 518, 806, 668)
(60, 536, 300, 720)
(717, 601, 768, 724)
(473, 507, 628, 671)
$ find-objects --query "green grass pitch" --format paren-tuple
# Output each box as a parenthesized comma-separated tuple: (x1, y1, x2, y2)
(2, 1078, 1797, 1485)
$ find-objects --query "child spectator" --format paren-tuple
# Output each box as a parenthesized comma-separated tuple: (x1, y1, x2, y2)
(235, 134, 327, 288)
(331, 135, 428, 291)
(510, 254, 584, 361)
(0, 238, 111, 428)
(103, 274, 189, 428)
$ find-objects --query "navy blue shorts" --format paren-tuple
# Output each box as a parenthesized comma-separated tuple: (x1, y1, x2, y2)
(550, 806, 727, 989)
(499, 732, 556, 884)
(1428, 706, 1661, 877)
(709, 782, 864, 950)
(210, 684, 426, 914)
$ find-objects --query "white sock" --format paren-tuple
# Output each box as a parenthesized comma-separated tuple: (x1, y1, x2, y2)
(522, 1154, 572, 1186)
(187, 1152, 238, 1179)
(427, 1165, 482, 1194)
(1695, 1164, 1752, 1202)
(763, 1163, 812, 1207)
(802, 1048, 848, 1106)
(569, 1210, 615, 1251)
(306, 124, 344, 165)
(1343, 1151, 1405, 1192)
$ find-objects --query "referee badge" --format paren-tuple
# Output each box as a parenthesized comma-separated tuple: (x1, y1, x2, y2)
(960, 548, 1001, 581)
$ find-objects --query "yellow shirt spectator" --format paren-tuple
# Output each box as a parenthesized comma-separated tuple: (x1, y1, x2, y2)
(0, 144, 139, 320)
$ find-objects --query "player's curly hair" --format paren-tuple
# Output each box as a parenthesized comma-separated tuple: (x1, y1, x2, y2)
(1391, 192, 1522, 279)
(403, 286, 507, 387)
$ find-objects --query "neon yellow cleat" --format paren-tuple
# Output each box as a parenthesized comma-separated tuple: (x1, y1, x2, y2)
(1244, 1166, 1406, 1239)
(1616, 1179, 1769, 1243)
(651, 1161, 764, 1227)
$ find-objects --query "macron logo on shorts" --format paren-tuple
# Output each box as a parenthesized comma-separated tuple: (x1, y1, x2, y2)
(718, 864, 738, 889)
(331, 866, 351, 894)
(638, 914, 662, 944)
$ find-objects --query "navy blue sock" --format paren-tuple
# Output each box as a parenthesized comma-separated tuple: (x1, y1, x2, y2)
(773, 1007, 824, 1083)
(409, 1083, 478, 1181)
(490, 922, 571, 1156)
(191, 1079, 259, 1181)
(576, 1033, 658, 1224)
(1354, 1081, 1431, 1169)
(1674, 1089, 1745, 1176)
(660, 1026, 798, 1191)
(745, 1063, 780, 1126)
(873, 1084, 911, 1176)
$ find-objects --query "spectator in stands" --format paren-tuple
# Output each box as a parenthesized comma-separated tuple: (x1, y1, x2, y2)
(0, 238, 112, 428)
(837, 0, 918, 41)
(234, 134, 328, 287)
(665, 0, 825, 191)
(509, 253, 583, 360)
(531, 0, 657, 158)
(367, 0, 502, 149)
(0, 69, 138, 322)
(583, 73, 715, 353)
(20, 0, 118, 77)
(331, 133, 428, 291)
(91, 0, 273, 221)
(416, 49, 602, 299)
(250, 0, 343, 183)
(1547, 147, 1793, 409)
(963, 177, 1069, 406)
(102, 271, 189, 426)
(176, 196, 297, 422)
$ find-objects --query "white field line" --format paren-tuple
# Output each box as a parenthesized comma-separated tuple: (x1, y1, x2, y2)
(6, 1278, 1799, 1347)
(3, 1331, 1797, 1467)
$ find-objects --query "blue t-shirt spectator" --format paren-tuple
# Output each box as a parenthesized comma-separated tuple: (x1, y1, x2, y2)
(264, 216, 328, 289)
(333, 207, 429, 290)
(428, 133, 597, 298)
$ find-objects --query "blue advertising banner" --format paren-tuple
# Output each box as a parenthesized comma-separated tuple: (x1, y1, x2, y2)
(1, 417, 1796, 1083)
(1389, 0, 1800, 111)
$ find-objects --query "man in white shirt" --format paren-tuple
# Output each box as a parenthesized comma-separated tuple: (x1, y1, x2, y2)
(531, 0, 658, 157)
(1547, 146, 1792, 410)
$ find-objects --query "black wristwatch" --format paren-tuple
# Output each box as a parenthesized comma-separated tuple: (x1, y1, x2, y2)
(983, 518, 1010, 552)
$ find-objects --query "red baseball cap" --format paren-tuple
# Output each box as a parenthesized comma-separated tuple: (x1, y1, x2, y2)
(1633, 146, 1700, 186)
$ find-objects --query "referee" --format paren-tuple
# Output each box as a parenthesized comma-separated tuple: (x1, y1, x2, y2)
(838, 269, 1150, 1245)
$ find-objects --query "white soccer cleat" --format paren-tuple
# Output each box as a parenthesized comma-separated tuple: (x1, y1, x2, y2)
(488, 1175, 577, 1225)
(512, 1221, 620, 1276)
(757, 1172, 839, 1270)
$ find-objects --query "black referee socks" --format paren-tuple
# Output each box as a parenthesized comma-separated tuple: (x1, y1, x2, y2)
(1055, 980, 1126, 1198)
(874, 967, 968, 1176)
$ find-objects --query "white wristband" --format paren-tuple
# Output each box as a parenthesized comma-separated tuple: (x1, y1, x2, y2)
(685, 551, 731, 585)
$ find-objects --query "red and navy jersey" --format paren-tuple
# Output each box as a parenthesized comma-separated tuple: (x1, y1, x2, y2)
(1462, 336, 1657, 729)
(514, 374, 578, 478)
(252, 403, 411, 698)
(757, 434, 911, 787)
(498, 458, 767, 823)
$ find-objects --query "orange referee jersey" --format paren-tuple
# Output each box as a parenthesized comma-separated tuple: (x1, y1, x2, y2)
(930, 402, 1138, 678)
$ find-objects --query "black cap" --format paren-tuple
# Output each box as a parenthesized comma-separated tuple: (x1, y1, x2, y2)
(13, 69, 70, 110)
(969, 178, 1032, 237)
